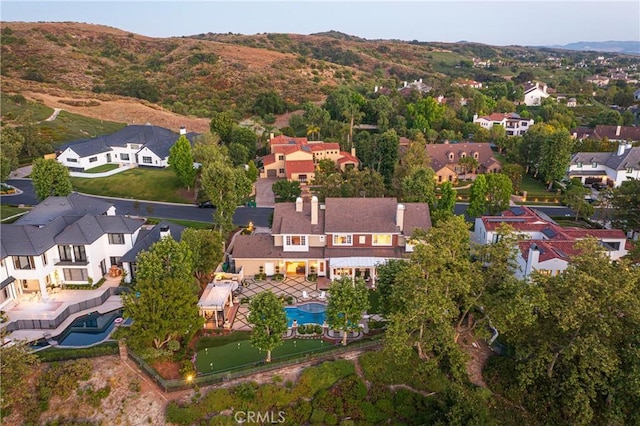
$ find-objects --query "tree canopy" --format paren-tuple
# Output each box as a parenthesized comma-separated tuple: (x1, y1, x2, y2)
(248, 291, 288, 362)
(168, 135, 196, 191)
(326, 277, 370, 346)
(31, 158, 73, 200)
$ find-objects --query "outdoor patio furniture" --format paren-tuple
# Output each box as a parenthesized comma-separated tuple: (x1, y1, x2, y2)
(318, 291, 326, 300)
(302, 291, 310, 300)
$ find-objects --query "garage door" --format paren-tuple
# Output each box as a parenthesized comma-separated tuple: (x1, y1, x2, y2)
(267, 169, 277, 178)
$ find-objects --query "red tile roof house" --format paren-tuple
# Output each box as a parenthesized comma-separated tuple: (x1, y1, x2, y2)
(425, 142, 502, 184)
(473, 112, 534, 137)
(230, 197, 431, 288)
(474, 206, 629, 279)
(259, 135, 359, 183)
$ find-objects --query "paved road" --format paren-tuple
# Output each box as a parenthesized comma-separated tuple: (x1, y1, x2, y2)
(1, 179, 273, 227)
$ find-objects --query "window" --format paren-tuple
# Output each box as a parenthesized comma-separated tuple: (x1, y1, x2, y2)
(627, 167, 634, 173)
(13, 256, 35, 270)
(473, 152, 479, 159)
(537, 269, 552, 276)
(577, 161, 583, 168)
(68, 158, 77, 163)
(460, 152, 466, 158)
(130, 144, 140, 150)
(592, 162, 598, 168)
(108, 233, 125, 245)
(89, 156, 97, 163)
(278, 155, 284, 161)
(373, 234, 392, 246)
(73, 245, 87, 262)
(298, 174, 307, 183)
(142, 156, 152, 164)
(333, 234, 352, 246)
(278, 168, 285, 174)
(110, 256, 122, 266)
(285, 235, 306, 246)
(63, 268, 89, 281)
(59, 245, 73, 262)
(120, 153, 130, 161)
(448, 153, 454, 161)
(41, 253, 48, 266)
(359, 236, 366, 244)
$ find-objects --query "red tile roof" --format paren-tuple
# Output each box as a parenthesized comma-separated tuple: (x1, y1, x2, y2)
(310, 143, 340, 152)
(285, 160, 315, 178)
(337, 152, 359, 164)
(270, 135, 308, 147)
(519, 240, 581, 262)
(262, 153, 276, 166)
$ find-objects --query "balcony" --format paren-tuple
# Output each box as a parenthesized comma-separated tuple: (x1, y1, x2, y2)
(54, 257, 89, 266)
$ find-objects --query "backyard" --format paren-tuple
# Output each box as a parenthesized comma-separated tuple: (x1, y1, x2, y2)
(70, 167, 194, 203)
(82, 163, 120, 173)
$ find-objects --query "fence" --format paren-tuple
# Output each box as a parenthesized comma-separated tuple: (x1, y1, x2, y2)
(4, 286, 127, 332)
(128, 338, 383, 393)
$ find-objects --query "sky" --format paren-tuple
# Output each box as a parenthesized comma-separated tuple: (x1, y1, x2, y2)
(1, 1, 639, 47)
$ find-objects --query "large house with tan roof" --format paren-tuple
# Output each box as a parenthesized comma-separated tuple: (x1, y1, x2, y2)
(425, 142, 501, 183)
(474, 206, 628, 279)
(260, 135, 359, 182)
(231, 197, 431, 287)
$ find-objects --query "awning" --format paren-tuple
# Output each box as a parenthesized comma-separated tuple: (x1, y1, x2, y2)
(568, 170, 608, 176)
(198, 283, 234, 310)
(0, 276, 15, 290)
(329, 257, 390, 268)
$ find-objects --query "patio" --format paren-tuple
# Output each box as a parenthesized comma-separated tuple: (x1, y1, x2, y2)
(231, 275, 323, 330)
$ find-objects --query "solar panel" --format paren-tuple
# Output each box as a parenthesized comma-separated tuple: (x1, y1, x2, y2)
(510, 207, 525, 216)
(541, 228, 557, 238)
(554, 248, 567, 258)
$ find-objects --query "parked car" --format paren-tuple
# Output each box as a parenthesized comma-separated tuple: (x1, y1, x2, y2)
(198, 200, 215, 208)
(592, 182, 606, 191)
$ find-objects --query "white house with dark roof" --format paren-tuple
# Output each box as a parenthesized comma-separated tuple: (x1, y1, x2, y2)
(0, 194, 187, 309)
(231, 197, 431, 288)
(523, 81, 550, 106)
(57, 125, 199, 172)
(473, 113, 534, 137)
(474, 206, 629, 279)
(568, 142, 640, 187)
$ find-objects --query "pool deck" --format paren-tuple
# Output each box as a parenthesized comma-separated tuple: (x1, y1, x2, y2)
(2, 275, 123, 344)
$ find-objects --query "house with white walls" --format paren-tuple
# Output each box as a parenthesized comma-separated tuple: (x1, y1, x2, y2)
(474, 206, 629, 279)
(231, 197, 431, 287)
(523, 81, 550, 106)
(568, 142, 640, 187)
(57, 125, 199, 171)
(473, 112, 535, 136)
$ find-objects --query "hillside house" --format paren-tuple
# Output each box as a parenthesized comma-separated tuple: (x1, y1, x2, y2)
(425, 142, 501, 184)
(260, 135, 358, 182)
(571, 125, 640, 144)
(473, 113, 534, 137)
(57, 125, 199, 171)
(231, 197, 431, 287)
(523, 81, 550, 106)
(474, 206, 628, 279)
(568, 142, 640, 187)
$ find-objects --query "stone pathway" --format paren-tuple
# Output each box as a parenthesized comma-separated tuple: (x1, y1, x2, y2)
(44, 108, 63, 122)
(255, 178, 276, 207)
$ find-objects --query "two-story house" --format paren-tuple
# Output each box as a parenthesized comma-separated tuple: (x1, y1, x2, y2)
(568, 142, 640, 187)
(425, 142, 501, 183)
(473, 113, 534, 137)
(474, 206, 629, 279)
(230, 197, 431, 286)
(260, 135, 359, 182)
(57, 125, 199, 171)
(523, 81, 550, 106)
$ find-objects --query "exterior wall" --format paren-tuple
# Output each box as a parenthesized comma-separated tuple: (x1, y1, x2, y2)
(567, 164, 639, 187)
(290, 171, 314, 183)
(261, 162, 285, 178)
(308, 235, 326, 247)
(136, 147, 165, 167)
(7, 246, 58, 297)
(524, 89, 549, 106)
(273, 235, 283, 247)
(516, 254, 568, 279)
(233, 258, 265, 276)
(110, 146, 139, 165)
(58, 148, 111, 171)
(326, 233, 398, 248)
(434, 167, 458, 184)
(285, 151, 313, 162)
(234, 258, 326, 277)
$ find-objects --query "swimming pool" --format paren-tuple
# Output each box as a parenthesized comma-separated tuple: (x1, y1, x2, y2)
(284, 302, 327, 327)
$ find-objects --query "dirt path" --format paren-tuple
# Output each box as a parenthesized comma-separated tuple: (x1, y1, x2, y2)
(44, 108, 62, 122)
(460, 333, 494, 388)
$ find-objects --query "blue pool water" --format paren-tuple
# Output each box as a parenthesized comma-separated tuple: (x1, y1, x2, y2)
(284, 302, 327, 327)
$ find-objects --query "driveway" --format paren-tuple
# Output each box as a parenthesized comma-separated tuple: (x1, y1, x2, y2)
(255, 177, 277, 207)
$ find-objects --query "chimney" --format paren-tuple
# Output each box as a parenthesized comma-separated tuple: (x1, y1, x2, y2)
(473, 113, 478, 121)
(295, 197, 303, 212)
(419, 78, 422, 83)
(374, 85, 379, 93)
(615, 126, 621, 137)
(311, 196, 318, 225)
(625, 141, 632, 150)
(350, 146, 356, 157)
(160, 225, 171, 239)
(617, 142, 627, 156)
(526, 244, 540, 278)
(403, 81, 407, 88)
(270, 132, 275, 140)
(179, 126, 187, 135)
(396, 203, 405, 233)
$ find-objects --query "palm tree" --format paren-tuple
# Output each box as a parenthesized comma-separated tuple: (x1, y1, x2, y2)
(306, 125, 320, 141)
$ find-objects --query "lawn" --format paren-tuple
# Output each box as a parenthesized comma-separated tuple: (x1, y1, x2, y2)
(38, 111, 125, 148)
(520, 174, 557, 199)
(162, 218, 212, 229)
(1, 95, 53, 122)
(0, 205, 29, 222)
(70, 167, 192, 203)
(83, 164, 119, 173)
(195, 338, 331, 373)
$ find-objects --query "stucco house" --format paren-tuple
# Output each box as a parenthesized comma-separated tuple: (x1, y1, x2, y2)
(57, 125, 199, 172)
(0, 193, 185, 310)
(473, 113, 534, 137)
(474, 206, 628, 279)
(523, 81, 550, 106)
(425, 142, 501, 184)
(568, 142, 640, 187)
(260, 135, 359, 182)
(231, 197, 431, 287)
(572, 125, 640, 144)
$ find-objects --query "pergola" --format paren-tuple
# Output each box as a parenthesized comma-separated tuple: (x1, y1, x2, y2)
(197, 283, 235, 328)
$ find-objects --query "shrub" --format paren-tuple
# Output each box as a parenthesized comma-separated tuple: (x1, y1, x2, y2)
(293, 360, 355, 398)
(166, 402, 199, 425)
(167, 339, 181, 352)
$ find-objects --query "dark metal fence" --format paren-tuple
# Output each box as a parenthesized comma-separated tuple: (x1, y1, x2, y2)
(4, 286, 126, 332)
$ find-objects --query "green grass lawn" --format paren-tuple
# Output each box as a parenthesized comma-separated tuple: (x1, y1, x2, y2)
(195, 338, 331, 373)
(38, 111, 125, 148)
(0, 205, 30, 222)
(163, 218, 212, 229)
(520, 174, 556, 198)
(83, 163, 120, 173)
(1, 96, 53, 122)
(70, 168, 192, 203)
